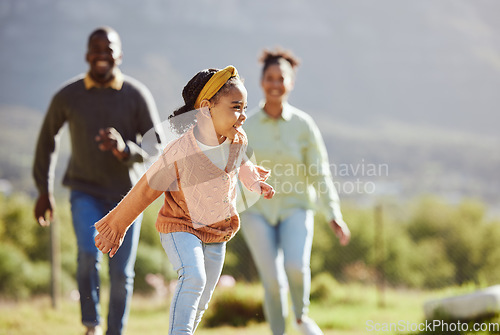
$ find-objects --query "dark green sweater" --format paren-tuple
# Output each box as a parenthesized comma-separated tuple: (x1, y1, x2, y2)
(33, 73, 163, 202)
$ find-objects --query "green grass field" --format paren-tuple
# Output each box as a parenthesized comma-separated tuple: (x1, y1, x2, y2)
(0, 283, 495, 335)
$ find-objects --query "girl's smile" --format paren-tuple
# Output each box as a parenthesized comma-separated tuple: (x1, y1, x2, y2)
(207, 82, 248, 143)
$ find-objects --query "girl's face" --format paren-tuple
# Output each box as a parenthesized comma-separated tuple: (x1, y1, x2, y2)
(209, 82, 248, 142)
(261, 60, 295, 105)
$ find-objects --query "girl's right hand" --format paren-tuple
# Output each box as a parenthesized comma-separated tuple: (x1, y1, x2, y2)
(95, 233, 120, 258)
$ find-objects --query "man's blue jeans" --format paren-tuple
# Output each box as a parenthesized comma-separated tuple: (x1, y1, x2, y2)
(70, 190, 142, 335)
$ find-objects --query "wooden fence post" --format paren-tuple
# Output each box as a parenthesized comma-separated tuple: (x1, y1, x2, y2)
(375, 203, 386, 308)
(50, 218, 61, 309)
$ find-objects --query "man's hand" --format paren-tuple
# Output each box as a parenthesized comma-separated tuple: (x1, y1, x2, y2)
(95, 233, 120, 258)
(95, 127, 129, 160)
(34, 193, 55, 227)
(330, 218, 351, 246)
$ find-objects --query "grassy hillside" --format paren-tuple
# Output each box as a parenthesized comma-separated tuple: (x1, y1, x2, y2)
(1, 282, 498, 335)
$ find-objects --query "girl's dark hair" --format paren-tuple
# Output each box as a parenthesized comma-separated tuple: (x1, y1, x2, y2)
(259, 47, 300, 77)
(168, 68, 242, 134)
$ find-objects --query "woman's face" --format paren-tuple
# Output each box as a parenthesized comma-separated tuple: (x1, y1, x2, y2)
(261, 60, 295, 104)
(209, 82, 248, 142)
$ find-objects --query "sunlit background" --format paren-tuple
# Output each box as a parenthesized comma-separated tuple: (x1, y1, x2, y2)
(1, 0, 499, 210)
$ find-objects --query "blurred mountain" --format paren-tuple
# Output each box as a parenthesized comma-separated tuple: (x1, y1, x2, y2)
(1, 0, 499, 209)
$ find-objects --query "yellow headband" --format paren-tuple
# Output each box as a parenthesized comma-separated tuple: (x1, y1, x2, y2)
(194, 65, 239, 109)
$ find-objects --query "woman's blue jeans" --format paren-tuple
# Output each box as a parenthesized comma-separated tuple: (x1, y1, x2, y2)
(160, 232, 226, 335)
(240, 209, 314, 335)
(70, 190, 142, 335)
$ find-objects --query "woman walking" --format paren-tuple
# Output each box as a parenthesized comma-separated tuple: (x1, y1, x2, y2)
(240, 49, 350, 335)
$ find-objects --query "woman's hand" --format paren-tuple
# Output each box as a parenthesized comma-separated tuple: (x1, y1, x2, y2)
(330, 218, 351, 246)
(260, 181, 275, 199)
(95, 233, 120, 258)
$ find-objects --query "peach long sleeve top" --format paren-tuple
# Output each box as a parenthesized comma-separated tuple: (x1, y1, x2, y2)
(95, 126, 270, 245)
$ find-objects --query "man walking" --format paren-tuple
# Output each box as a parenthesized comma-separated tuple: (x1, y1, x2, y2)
(33, 26, 164, 335)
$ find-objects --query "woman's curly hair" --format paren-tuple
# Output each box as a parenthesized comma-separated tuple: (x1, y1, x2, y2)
(259, 47, 301, 77)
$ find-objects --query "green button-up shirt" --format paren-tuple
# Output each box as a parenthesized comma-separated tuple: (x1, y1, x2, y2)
(244, 102, 343, 225)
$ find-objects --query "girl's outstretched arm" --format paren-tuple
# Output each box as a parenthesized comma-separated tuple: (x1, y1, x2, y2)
(94, 172, 164, 257)
(94, 148, 177, 256)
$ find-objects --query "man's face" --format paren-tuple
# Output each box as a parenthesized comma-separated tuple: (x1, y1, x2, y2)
(85, 31, 122, 84)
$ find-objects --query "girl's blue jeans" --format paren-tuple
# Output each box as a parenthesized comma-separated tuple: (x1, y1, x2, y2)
(70, 189, 142, 335)
(240, 209, 314, 335)
(160, 232, 226, 335)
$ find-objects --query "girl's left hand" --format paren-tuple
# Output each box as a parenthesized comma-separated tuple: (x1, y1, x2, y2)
(260, 182, 275, 199)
